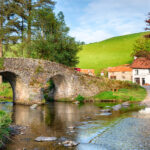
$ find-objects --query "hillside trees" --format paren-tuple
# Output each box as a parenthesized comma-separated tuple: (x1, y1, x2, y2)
(132, 13, 150, 58)
(132, 38, 150, 58)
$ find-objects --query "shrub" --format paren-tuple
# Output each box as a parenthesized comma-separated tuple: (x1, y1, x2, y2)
(75, 94, 85, 103)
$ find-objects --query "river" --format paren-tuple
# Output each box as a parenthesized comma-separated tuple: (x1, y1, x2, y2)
(1, 102, 150, 150)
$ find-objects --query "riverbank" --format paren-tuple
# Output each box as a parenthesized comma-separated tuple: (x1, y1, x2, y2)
(89, 86, 146, 102)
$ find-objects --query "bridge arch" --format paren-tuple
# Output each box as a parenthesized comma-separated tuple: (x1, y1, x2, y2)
(0, 71, 29, 103)
(43, 74, 73, 101)
(0, 71, 17, 101)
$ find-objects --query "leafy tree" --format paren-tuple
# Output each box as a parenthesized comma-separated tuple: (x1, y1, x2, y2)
(11, 0, 55, 56)
(132, 12, 150, 58)
(145, 12, 150, 31)
(132, 37, 150, 58)
(13, 0, 55, 42)
(29, 8, 82, 67)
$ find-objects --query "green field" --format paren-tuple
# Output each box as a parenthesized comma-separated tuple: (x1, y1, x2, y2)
(77, 32, 148, 74)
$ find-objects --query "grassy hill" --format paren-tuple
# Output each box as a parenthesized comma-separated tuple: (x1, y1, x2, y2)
(77, 32, 148, 74)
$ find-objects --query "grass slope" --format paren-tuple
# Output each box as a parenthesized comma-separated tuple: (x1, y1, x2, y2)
(78, 32, 148, 73)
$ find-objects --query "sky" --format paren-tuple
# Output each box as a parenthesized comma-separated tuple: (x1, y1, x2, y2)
(55, 0, 150, 44)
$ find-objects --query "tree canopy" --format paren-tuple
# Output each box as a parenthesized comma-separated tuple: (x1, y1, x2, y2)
(0, 0, 82, 67)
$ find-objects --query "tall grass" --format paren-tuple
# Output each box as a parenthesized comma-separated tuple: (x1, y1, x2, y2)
(0, 111, 11, 148)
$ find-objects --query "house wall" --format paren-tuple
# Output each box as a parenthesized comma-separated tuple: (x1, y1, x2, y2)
(132, 69, 150, 85)
(108, 71, 132, 81)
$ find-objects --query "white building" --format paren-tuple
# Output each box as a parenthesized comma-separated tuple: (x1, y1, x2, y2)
(131, 57, 150, 86)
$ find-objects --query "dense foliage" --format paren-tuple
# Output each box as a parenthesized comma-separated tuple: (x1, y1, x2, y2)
(28, 9, 82, 66)
(132, 37, 150, 57)
(0, 0, 82, 67)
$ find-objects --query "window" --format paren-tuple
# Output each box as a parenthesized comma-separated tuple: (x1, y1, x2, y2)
(135, 69, 138, 75)
(110, 76, 116, 80)
(122, 76, 125, 79)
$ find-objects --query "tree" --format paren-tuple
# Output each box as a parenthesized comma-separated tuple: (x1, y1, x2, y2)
(0, 0, 20, 56)
(132, 37, 150, 58)
(11, 0, 55, 56)
(29, 8, 82, 67)
(132, 12, 150, 58)
(145, 12, 150, 31)
(13, 0, 55, 42)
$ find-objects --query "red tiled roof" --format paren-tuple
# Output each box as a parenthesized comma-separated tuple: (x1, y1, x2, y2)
(108, 64, 132, 72)
(131, 57, 150, 69)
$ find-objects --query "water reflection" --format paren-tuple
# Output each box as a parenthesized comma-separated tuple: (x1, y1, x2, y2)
(1, 102, 150, 150)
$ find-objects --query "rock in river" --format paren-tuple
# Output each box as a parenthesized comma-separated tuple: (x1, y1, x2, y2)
(62, 140, 79, 147)
(122, 102, 130, 108)
(100, 109, 111, 113)
(112, 104, 122, 111)
(68, 126, 75, 129)
(30, 104, 38, 109)
(100, 112, 112, 116)
(35, 136, 57, 142)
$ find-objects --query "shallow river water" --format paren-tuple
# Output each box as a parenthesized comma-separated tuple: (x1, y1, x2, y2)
(1, 102, 150, 150)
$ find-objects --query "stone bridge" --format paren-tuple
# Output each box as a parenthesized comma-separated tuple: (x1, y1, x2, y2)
(0, 58, 104, 104)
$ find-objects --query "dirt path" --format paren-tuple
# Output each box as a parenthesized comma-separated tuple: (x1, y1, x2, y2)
(141, 86, 150, 106)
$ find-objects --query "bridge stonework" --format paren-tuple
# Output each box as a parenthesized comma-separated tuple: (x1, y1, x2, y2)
(0, 58, 103, 104)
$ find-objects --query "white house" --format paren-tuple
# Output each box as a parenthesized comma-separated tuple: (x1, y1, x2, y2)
(131, 57, 150, 86)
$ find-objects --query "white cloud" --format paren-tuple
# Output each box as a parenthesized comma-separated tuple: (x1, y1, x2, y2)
(70, 28, 113, 43)
(56, 0, 150, 43)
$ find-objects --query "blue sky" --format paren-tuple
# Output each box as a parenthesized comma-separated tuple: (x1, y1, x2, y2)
(55, 0, 150, 43)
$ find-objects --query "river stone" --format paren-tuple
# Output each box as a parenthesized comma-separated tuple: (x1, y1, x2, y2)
(68, 126, 75, 129)
(35, 136, 57, 142)
(30, 104, 38, 109)
(58, 137, 67, 142)
(112, 104, 122, 111)
(122, 102, 130, 107)
(62, 140, 79, 147)
(73, 101, 80, 104)
(100, 112, 112, 116)
(100, 109, 111, 113)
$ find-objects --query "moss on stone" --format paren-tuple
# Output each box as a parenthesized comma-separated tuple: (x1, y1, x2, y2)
(35, 66, 44, 74)
(0, 58, 5, 70)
